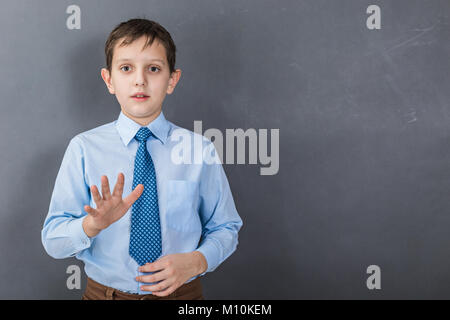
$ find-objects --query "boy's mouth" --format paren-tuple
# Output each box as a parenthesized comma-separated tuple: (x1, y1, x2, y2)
(132, 96, 149, 101)
(131, 93, 149, 101)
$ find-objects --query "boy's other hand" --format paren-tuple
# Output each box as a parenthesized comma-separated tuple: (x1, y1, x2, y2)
(136, 251, 208, 296)
(82, 173, 144, 237)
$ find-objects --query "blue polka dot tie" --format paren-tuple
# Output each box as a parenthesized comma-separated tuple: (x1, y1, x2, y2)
(129, 127, 162, 266)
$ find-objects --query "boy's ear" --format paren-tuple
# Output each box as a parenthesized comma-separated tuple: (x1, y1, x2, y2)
(101, 68, 115, 94)
(167, 69, 182, 95)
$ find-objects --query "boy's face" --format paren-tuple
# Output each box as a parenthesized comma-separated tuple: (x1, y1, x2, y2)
(101, 36, 181, 126)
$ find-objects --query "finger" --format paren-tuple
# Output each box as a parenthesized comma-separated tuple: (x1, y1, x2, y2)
(138, 259, 166, 273)
(112, 172, 124, 197)
(122, 184, 144, 208)
(151, 285, 177, 297)
(101, 175, 112, 200)
(140, 279, 174, 294)
(84, 205, 98, 217)
(136, 269, 169, 284)
(90, 185, 103, 207)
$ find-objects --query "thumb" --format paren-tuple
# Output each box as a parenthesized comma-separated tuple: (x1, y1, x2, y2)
(123, 184, 144, 208)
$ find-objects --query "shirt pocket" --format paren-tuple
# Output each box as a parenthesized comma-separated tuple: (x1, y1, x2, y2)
(165, 180, 202, 232)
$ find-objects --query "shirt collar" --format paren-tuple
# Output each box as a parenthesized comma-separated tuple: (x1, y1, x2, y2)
(115, 110, 170, 146)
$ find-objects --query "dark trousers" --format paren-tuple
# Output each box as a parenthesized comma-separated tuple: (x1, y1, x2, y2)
(82, 277, 204, 300)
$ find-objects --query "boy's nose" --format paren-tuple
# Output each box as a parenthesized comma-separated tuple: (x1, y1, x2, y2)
(135, 78, 145, 86)
(134, 70, 146, 86)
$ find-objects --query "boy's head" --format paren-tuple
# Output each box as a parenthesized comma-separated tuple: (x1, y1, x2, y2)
(101, 18, 181, 126)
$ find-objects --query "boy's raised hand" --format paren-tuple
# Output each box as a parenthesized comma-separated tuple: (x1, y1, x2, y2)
(82, 173, 144, 237)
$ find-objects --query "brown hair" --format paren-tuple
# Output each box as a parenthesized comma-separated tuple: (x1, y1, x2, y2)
(104, 18, 177, 74)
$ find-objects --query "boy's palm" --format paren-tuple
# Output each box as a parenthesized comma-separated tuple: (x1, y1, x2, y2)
(84, 173, 143, 231)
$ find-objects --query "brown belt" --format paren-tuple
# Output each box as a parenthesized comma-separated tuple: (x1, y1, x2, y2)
(82, 276, 204, 300)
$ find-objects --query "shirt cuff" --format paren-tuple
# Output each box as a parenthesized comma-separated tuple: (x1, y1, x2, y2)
(68, 215, 92, 252)
(196, 239, 221, 276)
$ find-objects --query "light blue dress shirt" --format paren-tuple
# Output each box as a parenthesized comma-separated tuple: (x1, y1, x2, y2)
(41, 110, 243, 294)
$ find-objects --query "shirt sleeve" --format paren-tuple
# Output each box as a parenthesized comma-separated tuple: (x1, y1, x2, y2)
(41, 135, 93, 259)
(195, 141, 243, 275)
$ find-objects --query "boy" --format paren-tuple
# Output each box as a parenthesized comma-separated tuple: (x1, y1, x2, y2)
(41, 18, 243, 300)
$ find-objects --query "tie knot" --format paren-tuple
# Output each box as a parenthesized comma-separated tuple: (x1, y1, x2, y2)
(135, 127, 153, 143)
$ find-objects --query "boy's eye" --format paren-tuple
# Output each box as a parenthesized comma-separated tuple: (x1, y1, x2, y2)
(120, 65, 160, 72)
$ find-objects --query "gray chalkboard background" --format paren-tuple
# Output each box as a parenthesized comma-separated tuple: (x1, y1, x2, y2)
(1, 0, 450, 299)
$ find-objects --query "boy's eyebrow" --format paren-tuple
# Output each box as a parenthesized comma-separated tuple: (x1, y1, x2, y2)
(115, 58, 166, 65)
